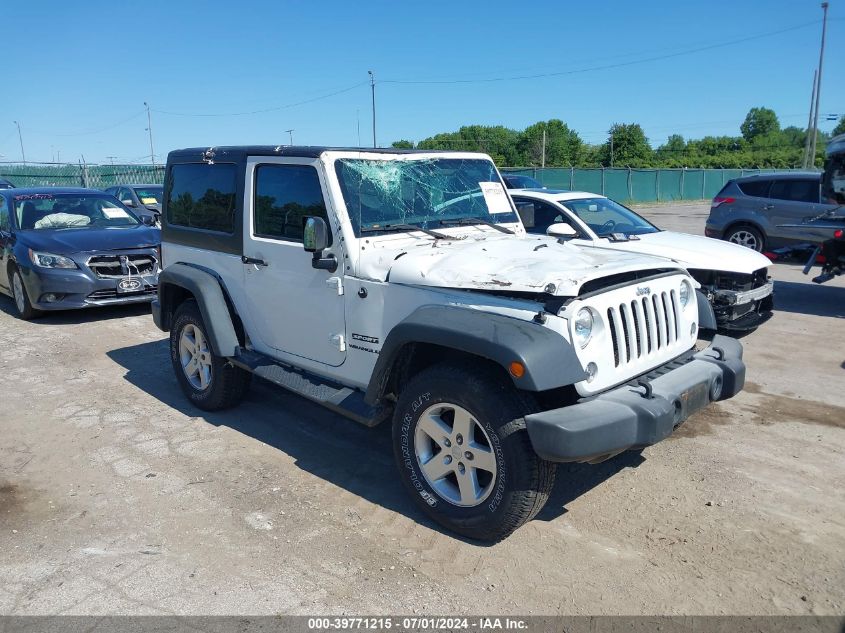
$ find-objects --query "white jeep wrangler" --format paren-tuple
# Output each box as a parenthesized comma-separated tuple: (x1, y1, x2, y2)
(152, 146, 746, 541)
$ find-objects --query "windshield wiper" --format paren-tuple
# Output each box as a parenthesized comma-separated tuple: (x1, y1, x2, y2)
(361, 223, 450, 239)
(439, 217, 514, 234)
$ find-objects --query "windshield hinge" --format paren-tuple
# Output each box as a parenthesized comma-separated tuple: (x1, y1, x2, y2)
(326, 276, 344, 296)
(329, 333, 346, 352)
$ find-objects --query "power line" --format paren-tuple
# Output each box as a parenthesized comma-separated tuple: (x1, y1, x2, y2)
(153, 82, 368, 117)
(380, 21, 820, 85)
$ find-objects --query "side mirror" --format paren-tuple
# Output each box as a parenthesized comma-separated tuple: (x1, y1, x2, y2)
(547, 223, 578, 239)
(140, 215, 155, 226)
(121, 199, 136, 207)
(303, 216, 337, 272)
(515, 202, 535, 229)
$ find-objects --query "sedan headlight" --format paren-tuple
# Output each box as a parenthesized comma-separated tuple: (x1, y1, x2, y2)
(29, 249, 77, 269)
(573, 307, 594, 348)
(679, 279, 693, 309)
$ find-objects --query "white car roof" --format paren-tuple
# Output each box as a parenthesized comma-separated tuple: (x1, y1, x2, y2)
(510, 189, 606, 202)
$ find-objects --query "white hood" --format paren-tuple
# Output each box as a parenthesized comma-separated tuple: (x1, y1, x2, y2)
(581, 231, 771, 275)
(357, 232, 683, 296)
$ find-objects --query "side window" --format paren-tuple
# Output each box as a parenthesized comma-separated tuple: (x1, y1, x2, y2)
(769, 179, 819, 204)
(167, 163, 237, 233)
(254, 164, 329, 243)
(737, 179, 772, 198)
(0, 197, 9, 231)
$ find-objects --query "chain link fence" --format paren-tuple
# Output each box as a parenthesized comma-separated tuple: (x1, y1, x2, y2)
(1, 162, 801, 204)
(501, 167, 795, 203)
(0, 162, 164, 189)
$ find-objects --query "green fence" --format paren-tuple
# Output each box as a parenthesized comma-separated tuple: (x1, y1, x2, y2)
(0, 163, 165, 189)
(501, 167, 792, 203)
(1, 162, 798, 204)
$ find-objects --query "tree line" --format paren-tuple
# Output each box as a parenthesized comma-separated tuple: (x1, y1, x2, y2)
(391, 109, 845, 169)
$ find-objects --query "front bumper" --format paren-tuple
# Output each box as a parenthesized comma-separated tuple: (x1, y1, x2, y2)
(712, 282, 774, 332)
(525, 335, 745, 463)
(19, 265, 157, 311)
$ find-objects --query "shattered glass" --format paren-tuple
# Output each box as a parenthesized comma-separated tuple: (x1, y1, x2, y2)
(334, 158, 519, 236)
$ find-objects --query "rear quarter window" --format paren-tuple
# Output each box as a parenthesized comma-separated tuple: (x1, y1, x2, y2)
(769, 179, 820, 204)
(737, 180, 772, 198)
(167, 163, 237, 233)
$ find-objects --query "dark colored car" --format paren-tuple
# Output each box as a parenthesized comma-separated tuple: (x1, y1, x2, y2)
(0, 178, 15, 189)
(103, 184, 163, 223)
(705, 172, 839, 252)
(0, 188, 160, 319)
(502, 173, 544, 189)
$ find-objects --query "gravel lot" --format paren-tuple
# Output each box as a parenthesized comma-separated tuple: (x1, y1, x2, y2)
(1, 202, 843, 615)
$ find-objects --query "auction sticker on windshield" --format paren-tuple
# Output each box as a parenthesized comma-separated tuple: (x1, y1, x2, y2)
(103, 207, 131, 219)
(479, 182, 511, 214)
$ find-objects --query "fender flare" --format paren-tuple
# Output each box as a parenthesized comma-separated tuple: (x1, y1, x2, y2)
(696, 289, 718, 332)
(155, 263, 240, 357)
(364, 304, 586, 405)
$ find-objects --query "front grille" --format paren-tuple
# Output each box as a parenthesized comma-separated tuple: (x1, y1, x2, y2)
(87, 254, 157, 278)
(87, 285, 157, 300)
(714, 267, 768, 292)
(607, 291, 680, 367)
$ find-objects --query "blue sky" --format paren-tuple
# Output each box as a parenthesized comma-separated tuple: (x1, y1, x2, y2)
(2, 0, 843, 164)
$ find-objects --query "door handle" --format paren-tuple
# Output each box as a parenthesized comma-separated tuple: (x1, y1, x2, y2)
(241, 255, 268, 267)
(762, 204, 774, 210)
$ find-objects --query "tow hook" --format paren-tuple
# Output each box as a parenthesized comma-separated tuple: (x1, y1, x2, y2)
(637, 380, 654, 399)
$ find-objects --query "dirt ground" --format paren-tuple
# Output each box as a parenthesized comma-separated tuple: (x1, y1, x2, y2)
(1, 202, 843, 616)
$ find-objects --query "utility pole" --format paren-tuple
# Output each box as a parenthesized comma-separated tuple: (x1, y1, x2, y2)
(368, 70, 376, 148)
(356, 109, 361, 147)
(541, 127, 547, 169)
(285, 129, 295, 145)
(802, 70, 818, 168)
(610, 132, 614, 168)
(107, 156, 117, 165)
(13, 121, 25, 164)
(808, 2, 829, 168)
(143, 101, 156, 167)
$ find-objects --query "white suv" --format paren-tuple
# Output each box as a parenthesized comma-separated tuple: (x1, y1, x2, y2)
(152, 146, 746, 541)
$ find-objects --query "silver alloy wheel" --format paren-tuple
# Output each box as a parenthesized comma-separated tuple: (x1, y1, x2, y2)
(12, 272, 26, 314)
(179, 324, 213, 391)
(728, 229, 759, 250)
(414, 403, 497, 507)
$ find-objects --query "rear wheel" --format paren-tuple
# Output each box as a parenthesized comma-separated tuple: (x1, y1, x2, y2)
(170, 300, 251, 411)
(392, 361, 555, 542)
(11, 269, 42, 320)
(725, 225, 764, 252)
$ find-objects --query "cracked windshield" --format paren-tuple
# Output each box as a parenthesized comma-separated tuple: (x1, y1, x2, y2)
(334, 157, 519, 236)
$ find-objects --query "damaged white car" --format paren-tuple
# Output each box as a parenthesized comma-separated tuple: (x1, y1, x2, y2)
(511, 189, 774, 333)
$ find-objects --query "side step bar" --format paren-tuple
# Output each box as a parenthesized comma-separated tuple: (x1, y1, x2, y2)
(229, 349, 387, 427)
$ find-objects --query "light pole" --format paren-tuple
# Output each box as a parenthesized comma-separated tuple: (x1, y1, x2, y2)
(368, 70, 376, 148)
(285, 129, 295, 145)
(808, 2, 829, 167)
(144, 101, 156, 167)
(13, 120, 25, 164)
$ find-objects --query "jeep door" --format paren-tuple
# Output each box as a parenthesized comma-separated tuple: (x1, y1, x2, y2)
(241, 157, 346, 367)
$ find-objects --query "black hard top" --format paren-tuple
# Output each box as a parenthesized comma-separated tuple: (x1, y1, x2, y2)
(166, 145, 457, 162)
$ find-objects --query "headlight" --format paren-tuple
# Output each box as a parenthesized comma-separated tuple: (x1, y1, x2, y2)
(679, 280, 692, 308)
(29, 249, 77, 269)
(573, 307, 594, 348)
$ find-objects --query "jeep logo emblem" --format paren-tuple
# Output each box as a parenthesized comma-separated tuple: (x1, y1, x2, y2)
(636, 286, 651, 296)
(118, 278, 142, 292)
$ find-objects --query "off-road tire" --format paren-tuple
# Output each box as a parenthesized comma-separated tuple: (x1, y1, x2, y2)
(10, 268, 42, 320)
(392, 361, 556, 542)
(170, 299, 251, 411)
(724, 224, 765, 252)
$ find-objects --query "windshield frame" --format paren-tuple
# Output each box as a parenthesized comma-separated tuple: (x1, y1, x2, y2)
(328, 152, 522, 238)
(12, 193, 142, 231)
(557, 196, 659, 238)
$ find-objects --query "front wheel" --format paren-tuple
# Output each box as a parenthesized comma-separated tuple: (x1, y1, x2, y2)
(11, 268, 42, 320)
(170, 300, 251, 411)
(392, 362, 555, 541)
